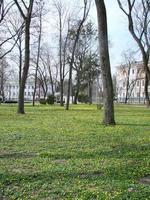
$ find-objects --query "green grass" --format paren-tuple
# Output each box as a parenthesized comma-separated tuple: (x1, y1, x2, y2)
(0, 104, 149, 200)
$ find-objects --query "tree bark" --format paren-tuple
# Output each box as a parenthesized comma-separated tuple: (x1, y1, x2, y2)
(73, 76, 80, 104)
(18, 19, 30, 113)
(143, 55, 150, 107)
(95, 0, 115, 125)
(15, 0, 34, 114)
(33, 6, 42, 107)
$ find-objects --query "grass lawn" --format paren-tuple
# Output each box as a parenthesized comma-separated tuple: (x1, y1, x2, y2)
(0, 104, 150, 199)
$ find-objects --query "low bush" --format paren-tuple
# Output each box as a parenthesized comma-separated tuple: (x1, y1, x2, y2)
(78, 94, 89, 103)
(39, 99, 47, 104)
(4, 100, 18, 103)
(97, 103, 103, 110)
(47, 95, 55, 105)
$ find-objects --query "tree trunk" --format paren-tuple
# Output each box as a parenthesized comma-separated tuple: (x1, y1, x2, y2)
(95, 0, 115, 125)
(143, 57, 150, 107)
(88, 80, 92, 105)
(32, 11, 42, 107)
(60, 79, 64, 106)
(17, 19, 30, 114)
(73, 77, 80, 104)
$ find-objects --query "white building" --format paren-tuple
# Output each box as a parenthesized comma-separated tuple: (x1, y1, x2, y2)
(116, 61, 150, 103)
(4, 78, 53, 101)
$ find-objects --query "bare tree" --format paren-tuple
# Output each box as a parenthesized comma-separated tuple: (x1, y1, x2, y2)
(70, 22, 98, 104)
(5, 11, 24, 86)
(95, 0, 115, 125)
(117, 0, 150, 107)
(0, 1, 22, 59)
(121, 49, 136, 103)
(14, 0, 34, 114)
(32, 0, 44, 106)
(65, 0, 91, 110)
(52, 0, 71, 106)
(0, 48, 9, 101)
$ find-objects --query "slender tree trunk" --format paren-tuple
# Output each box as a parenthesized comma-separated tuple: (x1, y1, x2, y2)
(49, 67, 55, 97)
(59, 11, 64, 107)
(60, 79, 64, 106)
(18, 19, 30, 114)
(139, 79, 141, 104)
(95, 0, 115, 125)
(32, 12, 42, 106)
(124, 66, 131, 104)
(88, 79, 92, 105)
(73, 77, 80, 104)
(144, 74, 150, 107)
(18, 40, 22, 87)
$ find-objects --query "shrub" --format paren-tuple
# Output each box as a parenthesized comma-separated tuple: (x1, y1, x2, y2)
(97, 103, 103, 110)
(78, 94, 89, 103)
(47, 95, 55, 105)
(39, 99, 47, 105)
(4, 100, 18, 103)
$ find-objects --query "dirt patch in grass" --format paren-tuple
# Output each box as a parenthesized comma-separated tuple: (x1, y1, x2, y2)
(52, 159, 68, 164)
(139, 175, 150, 185)
(79, 171, 103, 179)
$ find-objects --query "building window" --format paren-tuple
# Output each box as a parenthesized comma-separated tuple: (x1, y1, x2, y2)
(24, 92, 26, 96)
(28, 92, 30, 96)
(123, 82, 125, 87)
(132, 69, 134, 74)
(137, 80, 139, 87)
(123, 93, 125, 97)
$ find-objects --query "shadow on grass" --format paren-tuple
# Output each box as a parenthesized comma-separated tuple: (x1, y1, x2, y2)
(39, 142, 149, 160)
(118, 123, 150, 127)
(0, 142, 149, 161)
(0, 152, 37, 159)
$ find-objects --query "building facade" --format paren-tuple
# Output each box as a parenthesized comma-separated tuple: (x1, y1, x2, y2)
(116, 61, 150, 103)
(4, 78, 53, 101)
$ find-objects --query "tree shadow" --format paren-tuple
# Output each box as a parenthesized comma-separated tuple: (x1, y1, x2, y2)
(0, 152, 37, 159)
(118, 123, 150, 127)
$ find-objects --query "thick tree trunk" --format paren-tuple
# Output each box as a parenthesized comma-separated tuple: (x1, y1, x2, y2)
(18, 19, 30, 114)
(95, 0, 115, 125)
(143, 57, 150, 107)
